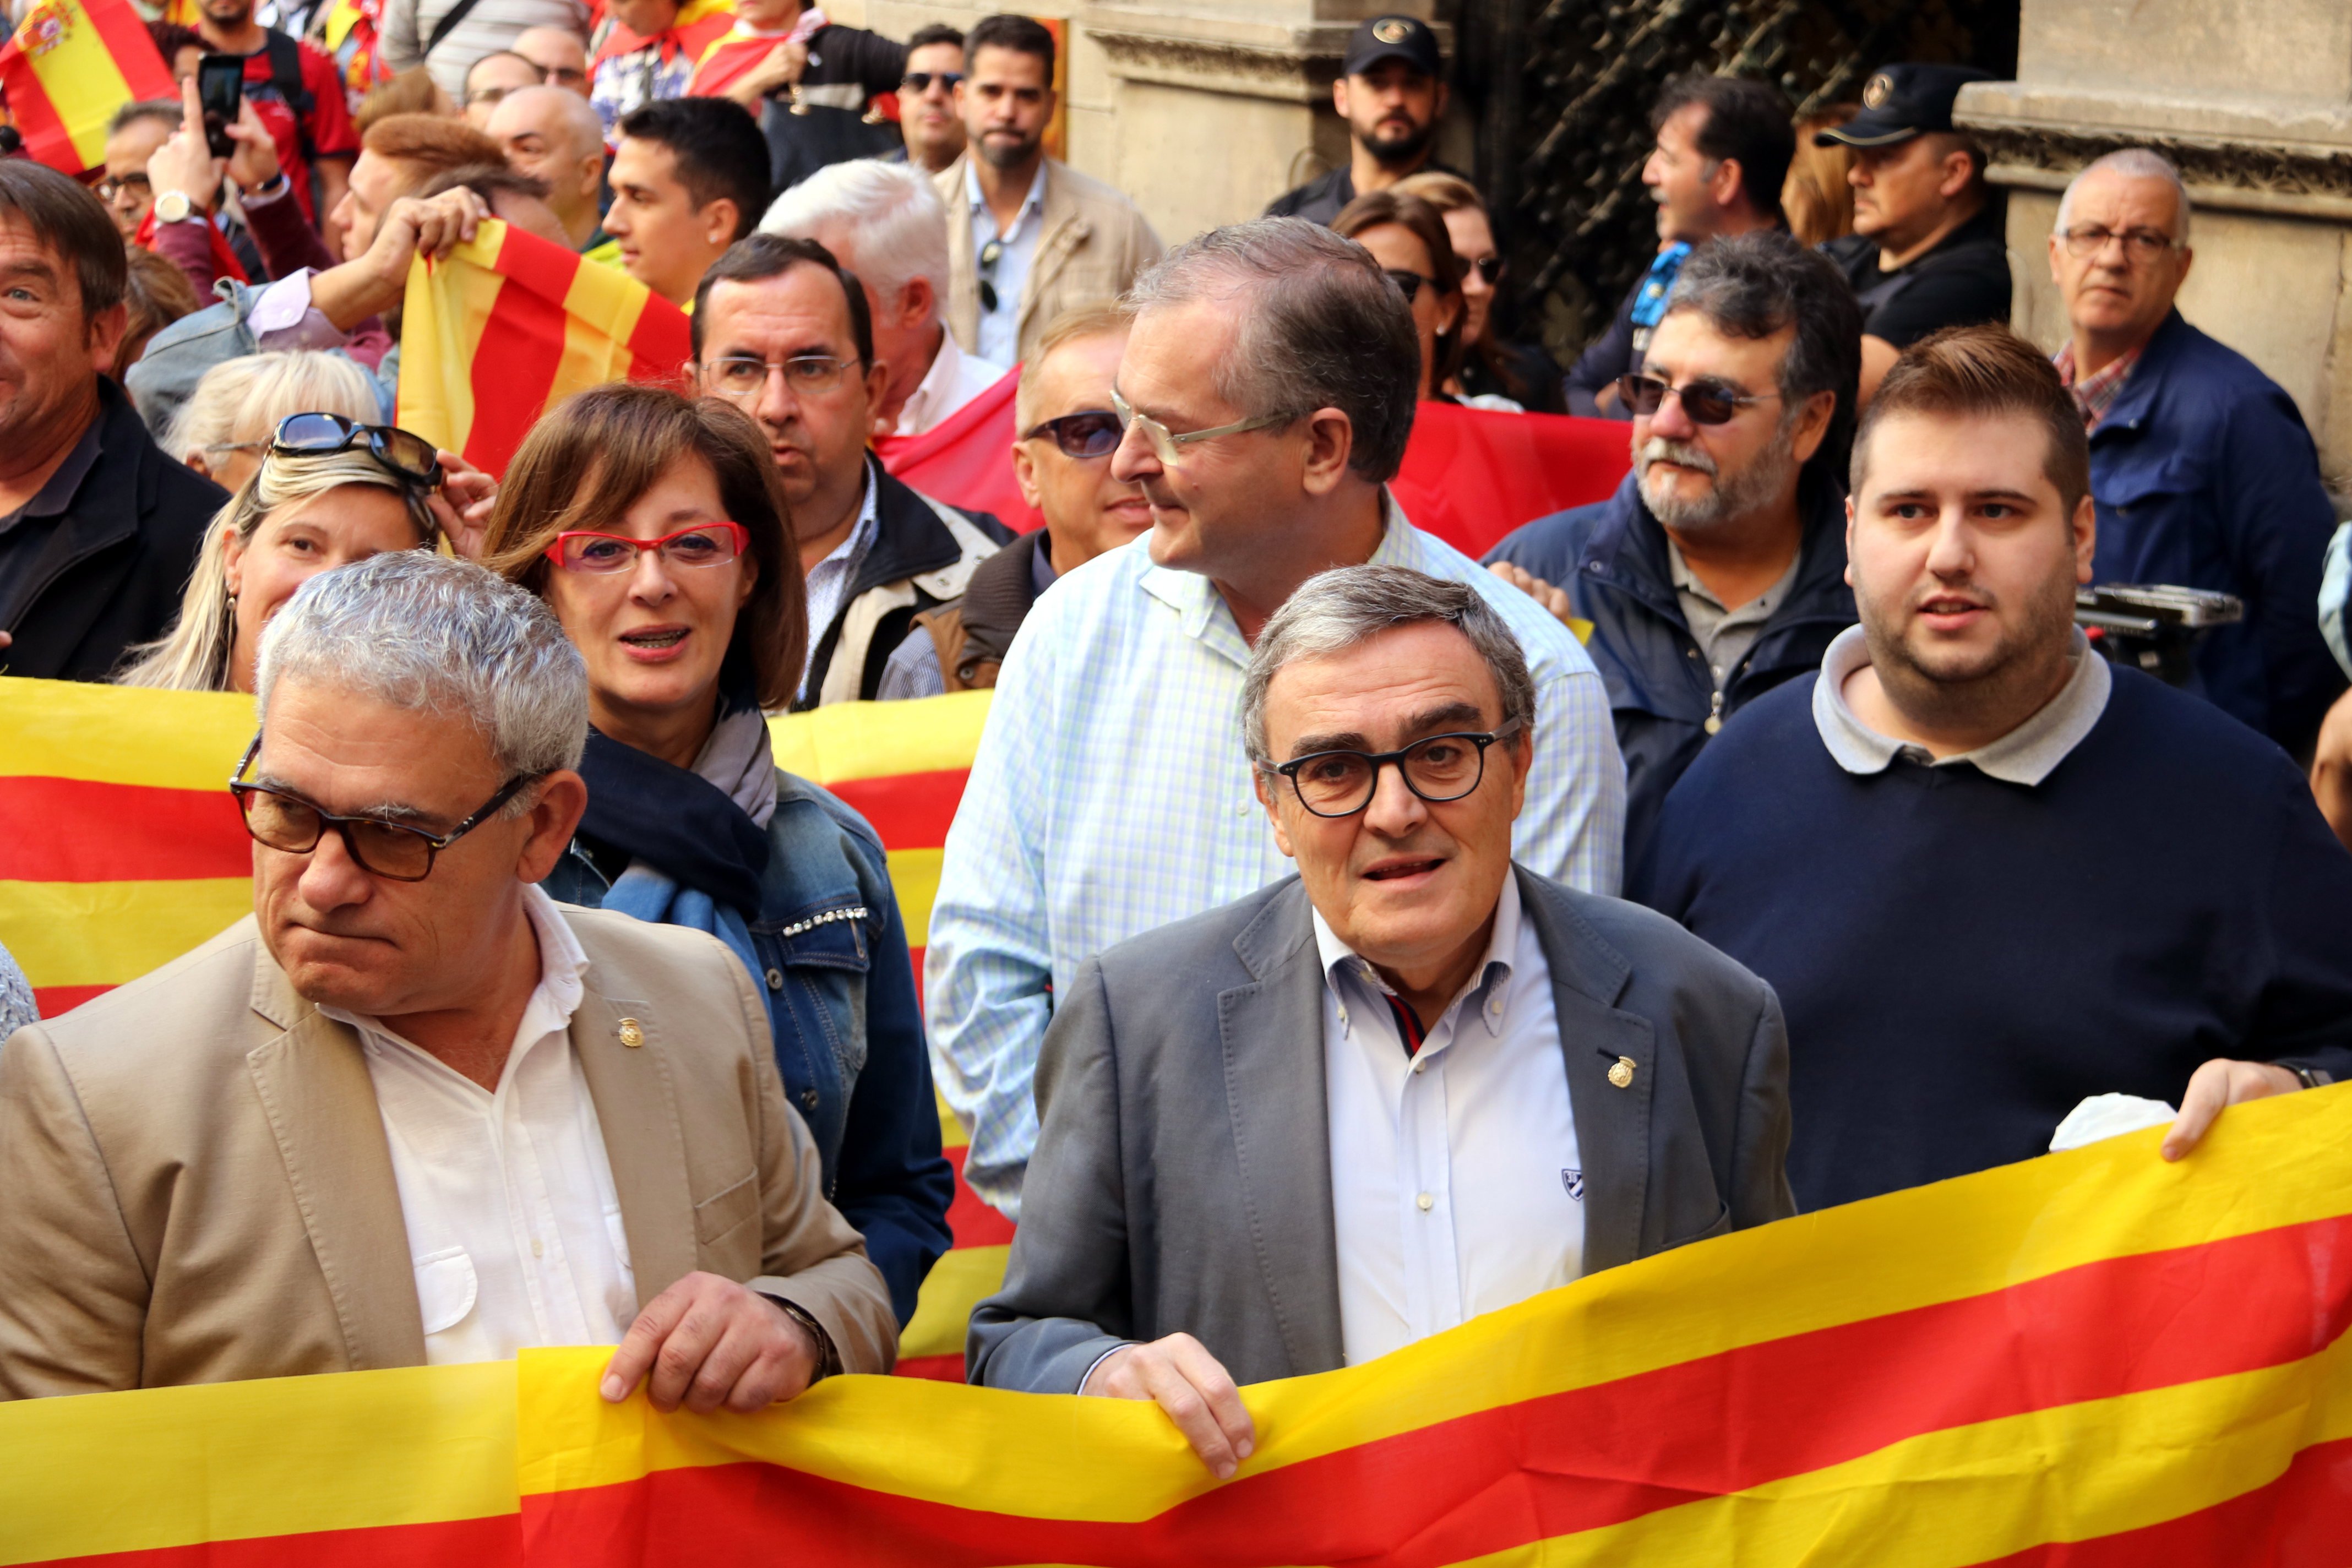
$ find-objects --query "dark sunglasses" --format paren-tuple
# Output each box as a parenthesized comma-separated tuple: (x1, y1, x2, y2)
(1023, 409, 1121, 459)
(1467, 254, 1504, 285)
(979, 237, 1003, 315)
(271, 412, 444, 487)
(1615, 372, 1779, 426)
(902, 69, 964, 92)
(1384, 268, 1430, 304)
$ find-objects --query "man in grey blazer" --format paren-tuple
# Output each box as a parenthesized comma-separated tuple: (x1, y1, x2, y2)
(968, 565, 1794, 1473)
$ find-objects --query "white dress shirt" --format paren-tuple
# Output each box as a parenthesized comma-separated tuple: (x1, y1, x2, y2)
(1811, 624, 2113, 785)
(1317, 874, 1585, 1365)
(966, 159, 1047, 367)
(801, 462, 881, 687)
(323, 885, 636, 1365)
(896, 328, 1009, 437)
(925, 494, 1626, 1216)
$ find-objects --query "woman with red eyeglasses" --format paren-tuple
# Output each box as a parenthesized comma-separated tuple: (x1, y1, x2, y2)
(479, 383, 953, 1332)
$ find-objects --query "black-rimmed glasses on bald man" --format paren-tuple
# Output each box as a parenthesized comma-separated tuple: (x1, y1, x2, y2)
(1270, 723, 1525, 819)
(229, 736, 538, 881)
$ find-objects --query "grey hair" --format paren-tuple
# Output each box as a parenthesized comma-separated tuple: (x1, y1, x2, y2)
(255, 553, 589, 792)
(1121, 217, 1419, 484)
(2056, 148, 2192, 247)
(1664, 229, 1864, 475)
(761, 158, 950, 318)
(1240, 565, 1537, 767)
(108, 97, 182, 136)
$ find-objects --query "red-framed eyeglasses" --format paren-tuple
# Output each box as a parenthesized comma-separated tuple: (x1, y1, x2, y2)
(543, 521, 752, 574)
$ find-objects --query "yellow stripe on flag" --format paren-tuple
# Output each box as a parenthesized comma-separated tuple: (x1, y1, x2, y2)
(557, 244, 665, 401)
(883, 846, 942, 951)
(895, 1244, 1011, 1361)
(0, 676, 251, 786)
(0, 878, 251, 989)
(395, 224, 512, 459)
(770, 691, 993, 785)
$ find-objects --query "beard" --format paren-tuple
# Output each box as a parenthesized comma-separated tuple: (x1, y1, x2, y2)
(1635, 419, 1799, 536)
(977, 128, 1041, 170)
(1360, 116, 1434, 168)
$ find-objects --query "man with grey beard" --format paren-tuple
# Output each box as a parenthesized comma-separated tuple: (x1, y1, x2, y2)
(1485, 231, 1862, 862)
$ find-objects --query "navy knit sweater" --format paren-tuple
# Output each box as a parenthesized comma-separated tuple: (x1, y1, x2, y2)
(1632, 663, 2352, 1212)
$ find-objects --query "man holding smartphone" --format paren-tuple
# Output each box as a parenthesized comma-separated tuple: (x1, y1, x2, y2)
(193, 0, 358, 236)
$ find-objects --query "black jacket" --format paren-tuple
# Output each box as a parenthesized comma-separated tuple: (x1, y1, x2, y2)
(1263, 160, 1467, 227)
(0, 378, 223, 683)
(1485, 467, 1855, 864)
(760, 23, 907, 194)
(797, 459, 1013, 707)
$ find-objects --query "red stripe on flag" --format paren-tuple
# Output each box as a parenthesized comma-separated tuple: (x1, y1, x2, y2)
(462, 228, 577, 476)
(80, 0, 176, 99)
(624, 286, 692, 385)
(31, 984, 110, 1017)
(0, 778, 247, 880)
(890, 1353, 966, 1384)
(29, 1513, 516, 1568)
(0, 55, 78, 172)
(824, 770, 965, 850)
(520, 1214, 2352, 1567)
(941, 1142, 1014, 1248)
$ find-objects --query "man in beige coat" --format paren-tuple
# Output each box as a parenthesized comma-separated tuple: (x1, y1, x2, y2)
(935, 14, 1163, 368)
(0, 552, 897, 1403)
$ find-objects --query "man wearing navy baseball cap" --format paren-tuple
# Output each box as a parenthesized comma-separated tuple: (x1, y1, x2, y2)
(1817, 63, 2012, 405)
(1265, 14, 1461, 226)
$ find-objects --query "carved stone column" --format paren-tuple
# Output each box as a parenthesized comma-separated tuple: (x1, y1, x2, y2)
(1956, 0, 2352, 483)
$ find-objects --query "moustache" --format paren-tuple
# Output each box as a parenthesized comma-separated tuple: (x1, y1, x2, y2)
(1636, 437, 1718, 478)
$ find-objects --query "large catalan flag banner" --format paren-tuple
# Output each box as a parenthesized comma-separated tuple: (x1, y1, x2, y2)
(877, 378, 1637, 559)
(4, 1080, 2352, 1564)
(396, 219, 695, 480)
(0, 0, 173, 175)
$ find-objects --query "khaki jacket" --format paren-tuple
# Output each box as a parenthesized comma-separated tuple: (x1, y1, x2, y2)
(935, 153, 1165, 365)
(0, 906, 899, 1398)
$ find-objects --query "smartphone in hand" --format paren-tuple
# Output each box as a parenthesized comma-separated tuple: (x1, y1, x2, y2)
(197, 53, 243, 159)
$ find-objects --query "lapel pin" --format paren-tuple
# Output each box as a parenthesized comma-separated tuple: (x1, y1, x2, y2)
(618, 1018, 645, 1049)
(1607, 1055, 1635, 1089)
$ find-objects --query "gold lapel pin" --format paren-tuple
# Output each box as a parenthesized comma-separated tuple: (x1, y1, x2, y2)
(618, 1018, 645, 1049)
(1607, 1055, 1636, 1089)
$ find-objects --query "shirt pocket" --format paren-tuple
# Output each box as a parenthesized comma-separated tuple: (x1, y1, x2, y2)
(412, 1246, 478, 1337)
(767, 904, 873, 1081)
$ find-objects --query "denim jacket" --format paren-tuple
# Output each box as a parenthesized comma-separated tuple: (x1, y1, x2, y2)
(542, 768, 954, 1325)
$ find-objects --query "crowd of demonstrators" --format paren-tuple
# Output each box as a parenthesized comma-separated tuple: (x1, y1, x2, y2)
(761, 157, 1009, 439)
(1487, 232, 1862, 864)
(924, 218, 1625, 1219)
(1817, 65, 2012, 404)
(380, 0, 592, 99)
(477, 386, 954, 1325)
(1265, 16, 1457, 226)
(879, 305, 1147, 698)
(1332, 190, 1464, 406)
(0, 553, 900, 1399)
(1635, 326, 2352, 1211)
(190, 0, 361, 234)
(2045, 149, 2344, 755)
(1395, 172, 1564, 413)
(894, 23, 970, 175)
(686, 235, 1011, 705)
(1564, 73, 1793, 418)
(938, 15, 1163, 368)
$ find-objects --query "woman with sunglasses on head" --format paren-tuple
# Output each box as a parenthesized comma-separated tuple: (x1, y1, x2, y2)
(1332, 190, 1466, 406)
(1395, 172, 1567, 414)
(480, 384, 954, 1329)
(115, 413, 486, 693)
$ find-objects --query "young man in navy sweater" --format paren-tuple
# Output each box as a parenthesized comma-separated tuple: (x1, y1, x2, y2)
(1635, 324, 2352, 1213)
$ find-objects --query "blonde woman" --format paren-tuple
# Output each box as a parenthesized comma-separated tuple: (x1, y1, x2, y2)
(162, 351, 382, 492)
(115, 414, 488, 693)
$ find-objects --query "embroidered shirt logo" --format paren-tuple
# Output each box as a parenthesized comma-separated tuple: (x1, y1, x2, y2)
(1561, 1168, 1586, 1202)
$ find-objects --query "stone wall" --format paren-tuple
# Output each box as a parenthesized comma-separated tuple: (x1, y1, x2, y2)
(1957, 0, 2352, 488)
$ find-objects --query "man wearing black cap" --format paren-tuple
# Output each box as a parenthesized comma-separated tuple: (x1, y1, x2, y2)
(1265, 15, 1460, 226)
(1817, 63, 2011, 405)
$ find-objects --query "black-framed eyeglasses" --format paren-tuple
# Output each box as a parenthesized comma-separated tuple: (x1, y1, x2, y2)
(96, 173, 153, 202)
(228, 736, 537, 881)
(1385, 268, 1431, 304)
(704, 353, 856, 399)
(2058, 225, 2180, 262)
(1270, 723, 1525, 818)
(978, 236, 1004, 315)
(271, 412, 444, 487)
(1023, 409, 1120, 459)
(902, 69, 963, 93)
(1615, 373, 1780, 426)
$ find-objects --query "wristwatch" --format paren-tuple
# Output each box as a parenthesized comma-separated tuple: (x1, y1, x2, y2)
(153, 189, 197, 225)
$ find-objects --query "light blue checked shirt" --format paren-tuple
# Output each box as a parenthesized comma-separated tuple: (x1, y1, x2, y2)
(924, 496, 1627, 1218)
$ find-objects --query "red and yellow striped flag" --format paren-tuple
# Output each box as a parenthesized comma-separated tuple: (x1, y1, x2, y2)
(0, 676, 1011, 1377)
(4, 1082, 2352, 1565)
(395, 218, 694, 479)
(0, 0, 174, 175)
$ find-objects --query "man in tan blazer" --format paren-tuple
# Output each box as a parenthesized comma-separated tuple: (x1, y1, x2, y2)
(0, 552, 897, 1403)
(935, 14, 1163, 368)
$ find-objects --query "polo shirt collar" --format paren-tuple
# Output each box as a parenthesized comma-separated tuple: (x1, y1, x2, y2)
(0, 407, 103, 537)
(1811, 623, 2112, 786)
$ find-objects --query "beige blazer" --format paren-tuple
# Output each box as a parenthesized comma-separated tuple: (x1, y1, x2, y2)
(937, 153, 1166, 365)
(0, 906, 899, 1398)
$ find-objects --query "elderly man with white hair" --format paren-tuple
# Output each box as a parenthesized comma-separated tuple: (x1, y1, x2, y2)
(0, 552, 898, 1400)
(2047, 146, 2343, 755)
(761, 157, 1009, 438)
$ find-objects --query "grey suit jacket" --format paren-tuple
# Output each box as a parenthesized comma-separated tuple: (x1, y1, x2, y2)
(967, 867, 1795, 1392)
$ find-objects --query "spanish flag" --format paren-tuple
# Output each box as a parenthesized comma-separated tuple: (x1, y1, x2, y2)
(0, 0, 173, 175)
(0, 676, 1014, 1380)
(4, 1081, 2352, 1562)
(395, 217, 694, 479)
